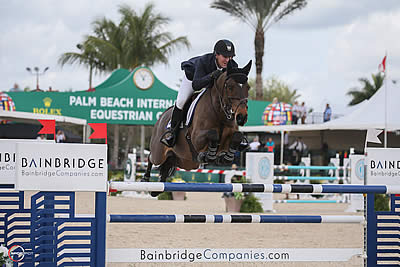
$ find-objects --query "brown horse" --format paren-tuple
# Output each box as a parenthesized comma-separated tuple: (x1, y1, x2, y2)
(143, 60, 251, 195)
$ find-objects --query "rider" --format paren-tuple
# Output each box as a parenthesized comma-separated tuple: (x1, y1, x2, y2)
(161, 39, 238, 147)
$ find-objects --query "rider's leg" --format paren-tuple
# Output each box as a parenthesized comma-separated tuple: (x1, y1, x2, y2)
(161, 75, 193, 147)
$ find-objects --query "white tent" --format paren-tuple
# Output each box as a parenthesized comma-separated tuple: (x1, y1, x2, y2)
(240, 82, 400, 132)
(240, 82, 399, 164)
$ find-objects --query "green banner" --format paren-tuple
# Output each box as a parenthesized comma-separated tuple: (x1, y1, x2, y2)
(5, 67, 270, 126)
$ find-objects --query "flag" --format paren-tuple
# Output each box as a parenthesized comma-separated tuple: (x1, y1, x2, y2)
(379, 55, 387, 73)
(38, 120, 55, 137)
(366, 128, 383, 144)
(89, 123, 107, 143)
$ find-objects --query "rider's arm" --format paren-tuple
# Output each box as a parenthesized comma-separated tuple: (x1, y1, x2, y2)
(192, 62, 213, 91)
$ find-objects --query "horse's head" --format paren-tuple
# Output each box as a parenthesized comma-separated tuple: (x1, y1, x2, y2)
(215, 60, 252, 126)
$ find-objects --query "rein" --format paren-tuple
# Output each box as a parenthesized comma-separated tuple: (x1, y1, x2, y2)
(211, 74, 248, 121)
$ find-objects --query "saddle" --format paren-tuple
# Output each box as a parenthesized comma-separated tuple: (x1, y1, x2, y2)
(167, 89, 206, 130)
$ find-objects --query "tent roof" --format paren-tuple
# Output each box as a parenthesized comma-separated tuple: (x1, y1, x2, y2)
(240, 82, 400, 132)
(0, 110, 87, 126)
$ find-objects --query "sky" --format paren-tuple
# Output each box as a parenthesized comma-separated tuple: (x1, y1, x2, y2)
(1, 0, 399, 115)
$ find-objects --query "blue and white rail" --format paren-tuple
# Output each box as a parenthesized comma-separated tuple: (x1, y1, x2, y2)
(109, 182, 400, 194)
(107, 214, 364, 224)
(273, 176, 341, 181)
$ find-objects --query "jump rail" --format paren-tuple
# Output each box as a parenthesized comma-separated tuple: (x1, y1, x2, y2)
(274, 165, 349, 170)
(273, 176, 341, 181)
(107, 214, 364, 224)
(109, 182, 400, 194)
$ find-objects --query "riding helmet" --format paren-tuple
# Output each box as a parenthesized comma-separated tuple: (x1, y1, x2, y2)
(214, 39, 235, 57)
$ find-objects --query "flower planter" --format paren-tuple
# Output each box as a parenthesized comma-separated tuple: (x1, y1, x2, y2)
(172, 191, 186, 201)
(224, 197, 243, 212)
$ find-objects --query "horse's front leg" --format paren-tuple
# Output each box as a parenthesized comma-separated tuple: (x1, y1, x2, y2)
(195, 129, 219, 164)
(216, 131, 243, 166)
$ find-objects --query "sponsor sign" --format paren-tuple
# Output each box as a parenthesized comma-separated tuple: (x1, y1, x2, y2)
(0, 139, 54, 185)
(246, 153, 274, 212)
(16, 143, 107, 191)
(366, 148, 400, 185)
(107, 248, 361, 263)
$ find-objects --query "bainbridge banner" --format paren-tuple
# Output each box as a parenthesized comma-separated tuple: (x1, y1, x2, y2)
(366, 148, 400, 185)
(0, 139, 54, 185)
(16, 143, 107, 191)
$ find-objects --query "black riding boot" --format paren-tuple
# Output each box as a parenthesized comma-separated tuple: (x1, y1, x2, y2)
(160, 106, 183, 147)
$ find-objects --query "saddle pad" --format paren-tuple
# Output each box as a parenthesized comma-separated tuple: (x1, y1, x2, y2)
(185, 89, 207, 127)
(166, 89, 206, 129)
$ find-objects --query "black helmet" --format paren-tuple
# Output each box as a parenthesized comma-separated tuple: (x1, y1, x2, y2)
(214, 39, 235, 57)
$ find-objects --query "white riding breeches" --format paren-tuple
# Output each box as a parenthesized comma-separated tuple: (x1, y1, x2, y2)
(176, 75, 193, 110)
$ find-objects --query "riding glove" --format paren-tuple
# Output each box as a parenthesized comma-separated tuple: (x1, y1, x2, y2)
(210, 69, 223, 80)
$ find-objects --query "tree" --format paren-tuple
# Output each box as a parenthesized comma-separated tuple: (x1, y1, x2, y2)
(59, 3, 190, 168)
(347, 73, 384, 106)
(58, 42, 106, 89)
(248, 76, 301, 103)
(211, 0, 307, 100)
(85, 3, 190, 71)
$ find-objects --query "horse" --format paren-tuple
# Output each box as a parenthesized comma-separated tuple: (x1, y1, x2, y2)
(143, 60, 252, 195)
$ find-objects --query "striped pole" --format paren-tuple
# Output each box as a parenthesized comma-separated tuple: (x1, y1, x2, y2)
(273, 176, 340, 181)
(274, 165, 348, 171)
(274, 200, 347, 204)
(108, 214, 364, 224)
(177, 168, 246, 176)
(135, 164, 349, 172)
(109, 182, 400, 194)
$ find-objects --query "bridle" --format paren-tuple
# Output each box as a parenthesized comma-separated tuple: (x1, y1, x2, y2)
(211, 73, 248, 121)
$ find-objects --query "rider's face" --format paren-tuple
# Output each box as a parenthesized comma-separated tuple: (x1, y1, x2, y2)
(215, 54, 232, 68)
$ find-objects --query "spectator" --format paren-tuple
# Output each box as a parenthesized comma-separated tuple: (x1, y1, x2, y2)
(299, 102, 307, 124)
(288, 137, 307, 164)
(323, 103, 332, 122)
(249, 137, 260, 151)
(36, 134, 46, 141)
(283, 132, 289, 163)
(265, 137, 275, 153)
(292, 101, 300, 125)
(9, 83, 22, 92)
(56, 130, 66, 143)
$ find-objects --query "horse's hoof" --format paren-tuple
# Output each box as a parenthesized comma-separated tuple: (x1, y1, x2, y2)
(150, 192, 161, 197)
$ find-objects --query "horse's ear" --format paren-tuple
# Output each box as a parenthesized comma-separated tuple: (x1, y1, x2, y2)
(242, 60, 252, 75)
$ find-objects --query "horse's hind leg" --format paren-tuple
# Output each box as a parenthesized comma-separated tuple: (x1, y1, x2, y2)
(150, 154, 177, 197)
(141, 155, 153, 182)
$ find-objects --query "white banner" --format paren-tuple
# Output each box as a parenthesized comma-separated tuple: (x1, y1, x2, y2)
(366, 148, 400, 185)
(16, 143, 107, 191)
(107, 248, 362, 263)
(245, 153, 274, 212)
(0, 139, 54, 185)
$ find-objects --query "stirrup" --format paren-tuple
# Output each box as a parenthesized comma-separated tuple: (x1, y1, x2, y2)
(160, 130, 176, 147)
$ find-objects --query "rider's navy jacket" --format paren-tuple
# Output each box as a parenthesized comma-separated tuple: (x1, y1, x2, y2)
(181, 53, 238, 91)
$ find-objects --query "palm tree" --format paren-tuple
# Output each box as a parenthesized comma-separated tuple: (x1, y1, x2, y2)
(347, 73, 385, 106)
(59, 3, 190, 168)
(211, 0, 307, 100)
(58, 42, 106, 89)
(85, 3, 190, 71)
